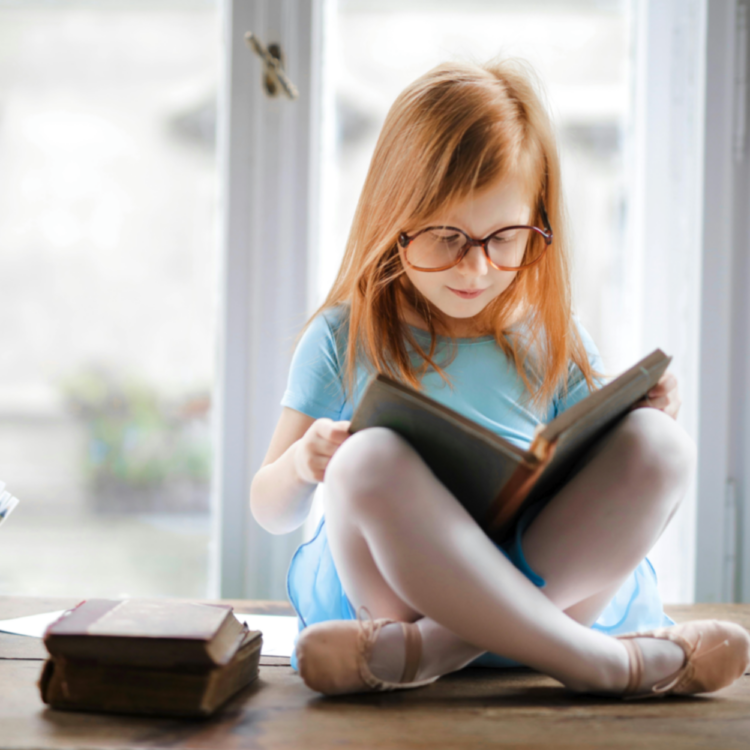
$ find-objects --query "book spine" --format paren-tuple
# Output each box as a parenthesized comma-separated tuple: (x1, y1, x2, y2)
(528, 427, 552, 462)
(484, 438, 559, 542)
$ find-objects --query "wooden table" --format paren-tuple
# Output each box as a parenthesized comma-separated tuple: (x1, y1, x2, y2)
(2, 597, 750, 749)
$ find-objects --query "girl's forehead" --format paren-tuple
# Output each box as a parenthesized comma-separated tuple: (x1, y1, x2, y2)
(430, 177, 534, 228)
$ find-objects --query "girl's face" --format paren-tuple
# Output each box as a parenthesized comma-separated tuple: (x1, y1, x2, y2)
(398, 174, 533, 337)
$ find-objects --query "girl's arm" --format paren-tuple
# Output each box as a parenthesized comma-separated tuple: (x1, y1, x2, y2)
(250, 407, 351, 535)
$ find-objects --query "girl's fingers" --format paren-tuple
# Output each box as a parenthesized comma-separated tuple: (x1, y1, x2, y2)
(318, 419, 352, 443)
(648, 371, 677, 398)
(641, 371, 681, 418)
(645, 395, 670, 411)
(629, 368, 681, 418)
(314, 438, 347, 460)
(308, 455, 330, 482)
(317, 432, 350, 451)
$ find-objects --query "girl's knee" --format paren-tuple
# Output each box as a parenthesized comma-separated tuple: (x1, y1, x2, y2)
(325, 427, 417, 507)
(614, 409, 696, 494)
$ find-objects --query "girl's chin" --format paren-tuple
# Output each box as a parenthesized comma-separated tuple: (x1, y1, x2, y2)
(438, 301, 490, 320)
(444, 292, 492, 310)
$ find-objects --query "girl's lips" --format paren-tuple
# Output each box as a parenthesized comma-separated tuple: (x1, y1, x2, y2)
(448, 287, 485, 299)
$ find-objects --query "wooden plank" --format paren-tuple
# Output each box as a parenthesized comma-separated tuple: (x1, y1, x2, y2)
(3, 598, 750, 749)
(2, 659, 750, 749)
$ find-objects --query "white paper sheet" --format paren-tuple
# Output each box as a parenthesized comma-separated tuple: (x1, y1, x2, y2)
(234, 613, 298, 658)
(0, 609, 298, 658)
(0, 610, 66, 638)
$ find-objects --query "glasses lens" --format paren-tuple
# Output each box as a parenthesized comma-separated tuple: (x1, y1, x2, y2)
(487, 228, 540, 269)
(406, 228, 467, 270)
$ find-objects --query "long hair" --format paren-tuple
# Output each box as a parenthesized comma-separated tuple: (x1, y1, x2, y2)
(304, 59, 596, 409)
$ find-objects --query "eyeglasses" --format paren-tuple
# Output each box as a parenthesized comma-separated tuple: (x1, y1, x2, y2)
(398, 202, 553, 273)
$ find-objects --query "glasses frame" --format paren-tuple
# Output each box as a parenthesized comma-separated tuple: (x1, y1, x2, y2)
(398, 201, 554, 273)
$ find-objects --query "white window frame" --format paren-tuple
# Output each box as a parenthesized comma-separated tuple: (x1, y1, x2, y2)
(212, 0, 749, 604)
(608, 0, 750, 604)
(693, 0, 750, 604)
(211, 0, 325, 599)
(629, 0, 706, 603)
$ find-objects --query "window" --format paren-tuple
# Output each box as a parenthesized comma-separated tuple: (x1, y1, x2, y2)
(14, 0, 715, 605)
(0, 1, 220, 598)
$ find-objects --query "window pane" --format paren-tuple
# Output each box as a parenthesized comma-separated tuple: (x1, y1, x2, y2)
(0, 1, 219, 597)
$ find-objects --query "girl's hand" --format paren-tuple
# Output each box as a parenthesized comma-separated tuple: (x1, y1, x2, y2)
(293, 418, 352, 484)
(633, 371, 681, 420)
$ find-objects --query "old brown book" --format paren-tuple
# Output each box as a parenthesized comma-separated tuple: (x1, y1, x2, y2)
(43, 599, 249, 669)
(39, 629, 262, 718)
(350, 349, 671, 542)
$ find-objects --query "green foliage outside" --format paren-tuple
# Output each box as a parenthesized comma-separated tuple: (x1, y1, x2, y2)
(62, 368, 211, 490)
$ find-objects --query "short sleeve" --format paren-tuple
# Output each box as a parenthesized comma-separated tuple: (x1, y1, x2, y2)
(553, 319, 605, 416)
(280, 310, 348, 420)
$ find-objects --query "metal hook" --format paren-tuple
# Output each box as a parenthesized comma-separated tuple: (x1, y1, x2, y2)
(244, 32, 299, 101)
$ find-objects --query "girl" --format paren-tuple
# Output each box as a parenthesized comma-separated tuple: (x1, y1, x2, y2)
(251, 60, 750, 697)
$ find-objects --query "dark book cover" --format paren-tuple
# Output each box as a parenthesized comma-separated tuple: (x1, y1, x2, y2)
(44, 599, 249, 669)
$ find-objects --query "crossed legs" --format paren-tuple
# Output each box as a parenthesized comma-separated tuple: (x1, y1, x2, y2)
(321, 408, 695, 692)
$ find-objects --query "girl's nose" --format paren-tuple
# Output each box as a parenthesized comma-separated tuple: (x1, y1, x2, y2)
(458, 245, 489, 276)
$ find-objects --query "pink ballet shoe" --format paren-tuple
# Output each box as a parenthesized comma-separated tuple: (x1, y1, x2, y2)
(295, 607, 439, 696)
(617, 619, 750, 698)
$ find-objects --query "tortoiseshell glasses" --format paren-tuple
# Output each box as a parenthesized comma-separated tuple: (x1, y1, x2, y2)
(398, 202, 553, 272)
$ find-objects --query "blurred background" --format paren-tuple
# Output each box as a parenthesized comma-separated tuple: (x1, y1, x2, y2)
(0, 1, 218, 597)
(0, 0, 703, 602)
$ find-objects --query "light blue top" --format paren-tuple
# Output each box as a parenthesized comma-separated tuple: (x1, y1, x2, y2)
(281, 304, 672, 669)
(281, 305, 599, 447)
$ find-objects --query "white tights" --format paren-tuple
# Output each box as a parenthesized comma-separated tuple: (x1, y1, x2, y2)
(322, 408, 696, 693)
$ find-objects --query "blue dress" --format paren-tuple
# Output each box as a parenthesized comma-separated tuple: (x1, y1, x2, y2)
(281, 306, 673, 669)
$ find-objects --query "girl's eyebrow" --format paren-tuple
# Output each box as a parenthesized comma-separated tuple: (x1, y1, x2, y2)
(430, 217, 529, 233)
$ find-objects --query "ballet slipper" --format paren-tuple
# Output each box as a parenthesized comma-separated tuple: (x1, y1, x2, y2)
(617, 619, 750, 698)
(295, 607, 439, 696)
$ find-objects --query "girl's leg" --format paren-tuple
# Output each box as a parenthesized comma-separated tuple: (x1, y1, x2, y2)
(403, 579, 628, 684)
(521, 408, 694, 614)
(322, 409, 694, 692)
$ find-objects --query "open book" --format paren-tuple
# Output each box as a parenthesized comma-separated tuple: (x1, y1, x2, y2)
(0, 482, 19, 528)
(349, 350, 671, 542)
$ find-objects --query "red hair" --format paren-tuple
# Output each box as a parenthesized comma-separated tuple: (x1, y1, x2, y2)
(303, 59, 596, 409)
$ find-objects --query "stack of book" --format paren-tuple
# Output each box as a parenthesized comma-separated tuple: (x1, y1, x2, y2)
(39, 599, 262, 718)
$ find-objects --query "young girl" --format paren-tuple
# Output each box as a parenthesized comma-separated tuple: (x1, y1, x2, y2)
(251, 60, 750, 697)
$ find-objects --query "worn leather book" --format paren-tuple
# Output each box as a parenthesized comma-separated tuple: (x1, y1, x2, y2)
(350, 349, 671, 542)
(39, 628, 262, 718)
(43, 599, 250, 669)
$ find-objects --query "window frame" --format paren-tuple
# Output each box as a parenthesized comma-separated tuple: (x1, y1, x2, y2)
(212, 0, 324, 599)
(694, 0, 750, 604)
(627, 0, 707, 603)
